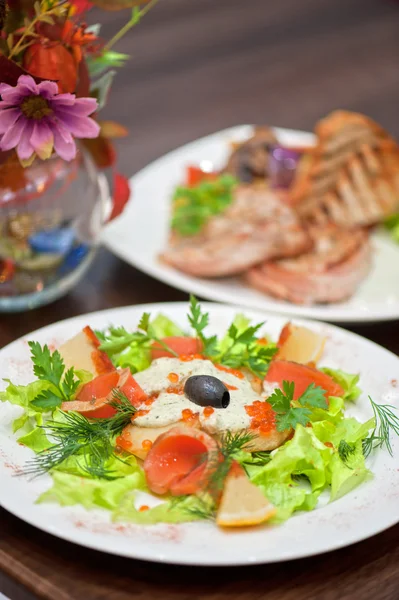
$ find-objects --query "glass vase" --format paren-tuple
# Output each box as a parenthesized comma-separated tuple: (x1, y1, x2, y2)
(0, 150, 110, 312)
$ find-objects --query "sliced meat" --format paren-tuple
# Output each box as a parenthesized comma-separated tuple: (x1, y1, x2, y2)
(224, 127, 278, 182)
(162, 184, 311, 277)
(246, 226, 372, 304)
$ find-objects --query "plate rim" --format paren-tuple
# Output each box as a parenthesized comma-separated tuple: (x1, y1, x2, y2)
(101, 124, 399, 324)
(1, 301, 398, 566)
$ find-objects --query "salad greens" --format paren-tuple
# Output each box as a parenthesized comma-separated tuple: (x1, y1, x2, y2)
(171, 174, 237, 236)
(267, 381, 328, 431)
(1, 297, 398, 527)
(384, 213, 399, 243)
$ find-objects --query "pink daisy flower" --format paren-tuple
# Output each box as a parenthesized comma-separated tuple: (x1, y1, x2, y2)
(0, 74, 100, 165)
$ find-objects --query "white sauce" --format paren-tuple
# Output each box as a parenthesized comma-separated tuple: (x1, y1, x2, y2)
(133, 357, 276, 433)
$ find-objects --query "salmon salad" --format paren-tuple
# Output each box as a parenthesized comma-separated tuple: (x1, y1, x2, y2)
(1, 298, 398, 528)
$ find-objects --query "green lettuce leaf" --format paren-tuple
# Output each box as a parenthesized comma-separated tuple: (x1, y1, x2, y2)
(149, 314, 184, 338)
(113, 493, 205, 524)
(329, 440, 373, 501)
(114, 344, 152, 373)
(384, 213, 399, 243)
(312, 416, 374, 447)
(38, 459, 146, 510)
(0, 379, 56, 433)
(17, 426, 51, 453)
(321, 368, 361, 402)
(247, 426, 333, 520)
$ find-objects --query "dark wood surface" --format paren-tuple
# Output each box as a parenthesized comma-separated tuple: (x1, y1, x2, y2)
(1, 0, 399, 598)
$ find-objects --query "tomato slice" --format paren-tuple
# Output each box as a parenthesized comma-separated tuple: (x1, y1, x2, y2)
(150, 336, 203, 360)
(265, 360, 344, 400)
(143, 426, 217, 495)
(76, 371, 147, 419)
(186, 165, 216, 187)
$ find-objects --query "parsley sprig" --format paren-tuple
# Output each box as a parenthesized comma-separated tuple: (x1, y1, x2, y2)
(268, 381, 328, 432)
(28, 342, 81, 411)
(188, 296, 277, 377)
(24, 390, 136, 479)
(363, 397, 399, 458)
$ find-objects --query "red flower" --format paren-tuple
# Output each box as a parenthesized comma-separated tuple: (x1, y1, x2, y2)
(23, 43, 78, 93)
(69, 0, 94, 14)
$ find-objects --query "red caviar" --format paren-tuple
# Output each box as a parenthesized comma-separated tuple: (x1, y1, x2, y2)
(168, 372, 179, 383)
(142, 439, 153, 450)
(215, 364, 244, 379)
(144, 395, 156, 406)
(324, 442, 334, 448)
(245, 401, 276, 435)
(203, 406, 214, 418)
(224, 383, 238, 391)
(115, 429, 132, 450)
(166, 384, 184, 395)
(133, 409, 149, 419)
(139, 505, 150, 512)
(179, 353, 204, 362)
(181, 408, 195, 421)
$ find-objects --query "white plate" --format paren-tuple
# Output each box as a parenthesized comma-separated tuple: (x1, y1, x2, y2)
(0, 302, 398, 566)
(102, 125, 399, 323)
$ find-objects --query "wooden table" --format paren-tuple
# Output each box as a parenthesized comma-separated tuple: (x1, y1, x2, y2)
(1, 1, 399, 598)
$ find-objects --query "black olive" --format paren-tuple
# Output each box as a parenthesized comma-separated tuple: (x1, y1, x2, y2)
(184, 375, 230, 409)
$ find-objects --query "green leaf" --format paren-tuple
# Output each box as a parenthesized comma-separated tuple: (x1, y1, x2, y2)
(30, 390, 62, 411)
(148, 314, 183, 338)
(62, 367, 80, 399)
(321, 368, 361, 402)
(276, 407, 311, 432)
(114, 493, 205, 524)
(384, 213, 399, 243)
(171, 175, 237, 236)
(298, 383, 328, 410)
(330, 440, 372, 501)
(18, 427, 52, 453)
(90, 70, 116, 111)
(138, 312, 151, 333)
(188, 295, 209, 340)
(29, 342, 64, 387)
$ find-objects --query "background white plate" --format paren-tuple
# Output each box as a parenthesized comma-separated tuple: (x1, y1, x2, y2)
(0, 302, 398, 566)
(102, 125, 399, 323)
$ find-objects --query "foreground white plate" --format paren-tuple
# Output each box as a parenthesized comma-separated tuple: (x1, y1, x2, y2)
(102, 125, 399, 323)
(0, 302, 398, 566)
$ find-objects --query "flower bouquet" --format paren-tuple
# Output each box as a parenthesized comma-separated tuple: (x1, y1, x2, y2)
(0, 0, 155, 310)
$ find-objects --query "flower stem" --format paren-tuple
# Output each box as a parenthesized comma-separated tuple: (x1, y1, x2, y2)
(103, 0, 160, 52)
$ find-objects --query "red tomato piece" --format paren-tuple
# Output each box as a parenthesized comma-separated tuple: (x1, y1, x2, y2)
(186, 165, 216, 187)
(265, 360, 344, 400)
(143, 426, 218, 495)
(150, 337, 203, 360)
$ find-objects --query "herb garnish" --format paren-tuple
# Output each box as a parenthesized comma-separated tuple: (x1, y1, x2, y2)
(97, 315, 178, 357)
(362, 397, 399, 458)
(24, 391, 136, 479)
(171, 174, 237, 236)
(267, 381, 328, 432)
(188, 296, 277, 377)
(28, 342, 81, 410)
(338, 440, 357, 468)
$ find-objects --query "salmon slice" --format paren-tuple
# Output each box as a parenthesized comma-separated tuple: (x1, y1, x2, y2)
(265, 360, 344, 400)
(143, 426, 218, 496)
(246, 226, 371, 305)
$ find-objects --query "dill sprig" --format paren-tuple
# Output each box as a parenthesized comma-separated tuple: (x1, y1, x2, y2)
(24, 390, 136, 479)
(363, 397, 399, 458)
(338, 439, 357, 468)
(208, 430, 255, 498)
